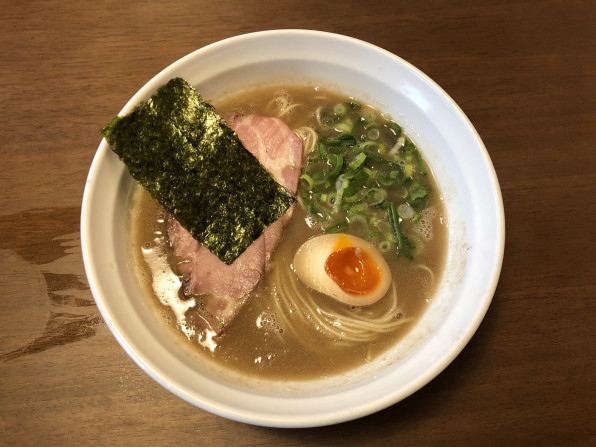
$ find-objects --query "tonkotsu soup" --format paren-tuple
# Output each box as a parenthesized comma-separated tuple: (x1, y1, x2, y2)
(129, 85, 448, 380)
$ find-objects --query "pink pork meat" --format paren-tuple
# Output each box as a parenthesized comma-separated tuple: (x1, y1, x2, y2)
(166, 114, 303, 334)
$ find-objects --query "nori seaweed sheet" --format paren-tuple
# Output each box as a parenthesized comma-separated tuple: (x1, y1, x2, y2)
(102, 77, 295, 265)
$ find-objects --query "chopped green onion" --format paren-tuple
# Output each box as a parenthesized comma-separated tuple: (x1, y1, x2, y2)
(387, 202, 404, 252)
(325, 192, 338, 207)
(333, 176, 350, 212)
(318, 142, 327, 159)
(351, 202, 370, 213)
(336, 174, 349, 191)
(389, 137, 405, 156)
(351, 117, 365, 135)
(367, 128, 380, 140)
(364, 150, 383, 162)
(298, 98, 431, 261)
(326, 134, 357, 147)
(413, 147, 428, 175)
(377, 178, 395, 188)
(378, 240, 392, 253)
(359, 141, 378, 151)
(377, 170, 394, 187)
(336, 121, 352, 133)
(311, 172, 328, 185)
(362, 109, 377, 123)
(347, 209, 366, 218)
(328, 154, 343, 178)
(365, 188, 387, 206)
(319, 109, 335, 128)
(343, 188, 366, 203)
(385, 121, 402, 136)
(333, 103, 347, 116)
(299, 174, 314, 189)
(388, 202, 414, 260)
(324, 219, 349, 233)
(405, 163, 413, 178)
(397, 203, 415, 220)
(307, 201, 329, 220)
(364, 231, 383, 241)
(408, 181, 430, 201)
(348, 152, 367, 170)
(343, 169, 370, 197)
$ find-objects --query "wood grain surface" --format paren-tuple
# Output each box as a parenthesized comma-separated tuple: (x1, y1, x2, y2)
(1, 1, 595, 445)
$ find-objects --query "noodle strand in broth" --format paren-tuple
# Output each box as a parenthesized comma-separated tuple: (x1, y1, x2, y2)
(272, 263, 411, 345)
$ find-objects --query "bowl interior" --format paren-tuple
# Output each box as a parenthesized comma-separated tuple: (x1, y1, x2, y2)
(81, 30, 504, 428)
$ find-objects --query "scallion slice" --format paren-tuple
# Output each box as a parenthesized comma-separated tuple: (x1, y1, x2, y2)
(397, 203, 415, 220)
(324, 219, 349, 233)
(318, 142, 327, 159)
(348, 152, 367, 170)
(365, 188, 387, 206)
(300, 174, 314, 189)
(385, 121, 402, 136)
(413, 147, 428, 175)
(333, 103, 347, 116)
(326, 134, 357, 147)
(328, 153, 343, 178)
(378, 240, 393, 253)
(387, 202, 404, 251)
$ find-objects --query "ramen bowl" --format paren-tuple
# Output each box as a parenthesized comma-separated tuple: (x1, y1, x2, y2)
(81, 30, 504, 428)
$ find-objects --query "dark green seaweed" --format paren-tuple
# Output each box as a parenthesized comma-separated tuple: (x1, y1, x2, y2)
(102, 77, 295, 265)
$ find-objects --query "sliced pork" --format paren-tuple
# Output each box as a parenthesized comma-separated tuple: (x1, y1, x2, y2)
(228, 114, 302, 191)
(166, 115, 303, 334)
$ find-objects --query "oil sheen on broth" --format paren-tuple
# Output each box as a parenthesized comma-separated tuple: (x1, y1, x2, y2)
(130, 85, 448, 381)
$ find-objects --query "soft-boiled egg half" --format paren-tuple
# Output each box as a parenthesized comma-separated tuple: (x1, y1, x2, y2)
(293, 233, 392, 306)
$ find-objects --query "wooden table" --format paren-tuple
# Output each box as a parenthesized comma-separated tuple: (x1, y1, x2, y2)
(2, 1, 594, 445)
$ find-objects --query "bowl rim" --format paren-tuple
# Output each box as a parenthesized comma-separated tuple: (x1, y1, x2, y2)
(81, 29, 505, 428)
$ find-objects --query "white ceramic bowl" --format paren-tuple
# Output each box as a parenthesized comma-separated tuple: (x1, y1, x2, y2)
(81, 30, 504, 428)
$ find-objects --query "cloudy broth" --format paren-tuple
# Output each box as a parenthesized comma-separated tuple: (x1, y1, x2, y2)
(130, 85, 448, 380)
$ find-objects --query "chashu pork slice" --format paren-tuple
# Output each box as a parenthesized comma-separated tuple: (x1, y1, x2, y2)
(167, 114, 303, 334)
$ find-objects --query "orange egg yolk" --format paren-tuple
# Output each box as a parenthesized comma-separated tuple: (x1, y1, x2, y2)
(324, 246, 381, 296)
